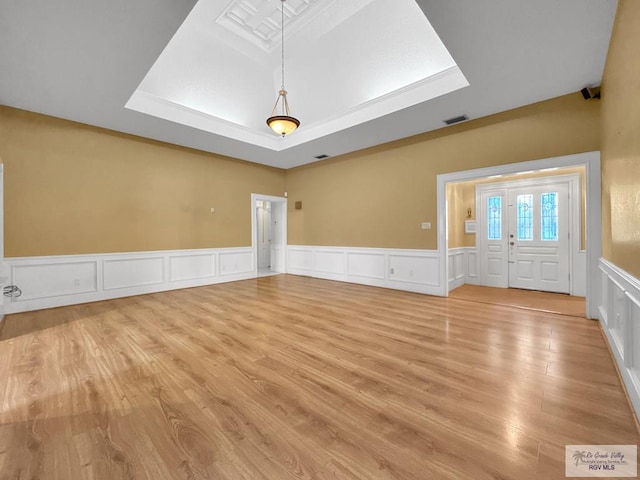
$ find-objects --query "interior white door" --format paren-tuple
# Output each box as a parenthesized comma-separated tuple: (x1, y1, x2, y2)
(270, 202, 286, 273)
(257, 201, 271, 269)
(507, 183, 570, 293)
(479, 189, 508, 287)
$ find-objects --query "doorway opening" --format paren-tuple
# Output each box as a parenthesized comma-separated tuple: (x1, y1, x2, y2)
(437, 151, 601, 318)
(251, 194, 287, 278)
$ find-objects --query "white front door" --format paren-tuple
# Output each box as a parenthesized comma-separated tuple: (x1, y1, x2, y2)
(507, 184, 570, 293)
(480, 189, 508, 287)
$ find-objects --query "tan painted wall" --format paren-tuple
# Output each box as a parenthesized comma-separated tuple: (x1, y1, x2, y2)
(0, 107, 286, 257)
(446, 182, 476, 249)
(601, 0, 640, 278)
(286, 93, 600, 249)
(446, 166, 586, 249)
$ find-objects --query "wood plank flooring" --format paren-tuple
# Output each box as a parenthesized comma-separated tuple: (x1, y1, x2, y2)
(449, 284, 586, 318)
(0, 274, 637, 479)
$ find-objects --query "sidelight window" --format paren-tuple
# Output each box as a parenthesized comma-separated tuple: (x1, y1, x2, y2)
(517, 194, 533, 240)
(541, 192, 559, 241)
(487, 196, 502, 240)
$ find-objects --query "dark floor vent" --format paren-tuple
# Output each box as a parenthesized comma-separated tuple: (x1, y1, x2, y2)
(444, 115, 469, 125)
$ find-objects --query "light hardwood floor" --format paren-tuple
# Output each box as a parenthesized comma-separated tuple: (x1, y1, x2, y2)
(449, 284, 586, 318)
(0, 275, 637, 479)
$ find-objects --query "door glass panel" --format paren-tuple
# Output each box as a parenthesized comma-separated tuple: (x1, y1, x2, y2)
(541, 192, 559, 241)
(517, 194, 533, 240)
(487, 196, 502, 240)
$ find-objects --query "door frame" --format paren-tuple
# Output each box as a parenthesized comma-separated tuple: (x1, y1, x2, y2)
(476, 173, 580, 293)
(251, 193, 287, 277)
(437, 151, 601, 319)
(0, 164, 4, 323)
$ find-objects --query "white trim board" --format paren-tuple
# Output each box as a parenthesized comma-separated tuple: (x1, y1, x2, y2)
(598, 258, 640, 418)
(251, 193, 287, 277)
(4, 246, 256, 314)
(287, 245, 442, 295)
(437, 151, 601, 318)
(0, 164, 5, 324)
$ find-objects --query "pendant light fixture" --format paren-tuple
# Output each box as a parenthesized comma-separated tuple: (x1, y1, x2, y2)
(266, 0, 300, 136)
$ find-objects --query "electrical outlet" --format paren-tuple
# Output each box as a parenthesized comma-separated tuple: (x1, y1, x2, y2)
(210, 207, 215, 214)
(390, 267, 395, 275)
(421, 222, 431, 230)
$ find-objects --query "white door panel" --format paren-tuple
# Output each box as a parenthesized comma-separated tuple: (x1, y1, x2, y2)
(507, 183, 570, 293)
(270, 202, 286, 273)
(479, 190, 508, 287)
(256, 202, 271, 269)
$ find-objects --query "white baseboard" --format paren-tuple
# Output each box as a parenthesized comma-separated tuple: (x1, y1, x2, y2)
(287, 245, 443, 296)
(4, 247, 255, 314)
(598, 258, 640, 418)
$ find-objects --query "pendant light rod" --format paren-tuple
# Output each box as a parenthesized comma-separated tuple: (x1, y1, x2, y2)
(266, 0, 300, 137)
(280, 0, 285, 90)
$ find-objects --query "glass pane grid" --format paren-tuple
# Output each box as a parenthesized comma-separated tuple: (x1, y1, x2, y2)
(487, 196, 502, 240)
(517, 194, 533, 241)
(541, 192, 559, 241)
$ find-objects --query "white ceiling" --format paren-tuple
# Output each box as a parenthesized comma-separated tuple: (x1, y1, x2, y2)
(126, 0, 468, 151)
(0, 0, 617, 169)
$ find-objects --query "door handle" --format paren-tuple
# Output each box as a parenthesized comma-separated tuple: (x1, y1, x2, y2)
(510, 242, 515, 246)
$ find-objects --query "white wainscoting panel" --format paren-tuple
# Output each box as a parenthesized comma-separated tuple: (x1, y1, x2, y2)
(287, 246, 442, 295)
(447, 248, 467, 290)
(287, 248, 314, 275)
(347, 252, 386, 280)
(13, 261, 98, 300)
(104, 257, 164, 290)
(219, 251, 254, 276)
(466, 248, 480, 285)
(314, 249, 346, 280)
(169, 254, 216, 282)
(5, 247, 255, 313)
(598, 258, 640, 418)
(445, 247, 479, 290)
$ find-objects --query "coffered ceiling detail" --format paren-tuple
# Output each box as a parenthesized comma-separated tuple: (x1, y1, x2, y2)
(216, 0, 330, 52)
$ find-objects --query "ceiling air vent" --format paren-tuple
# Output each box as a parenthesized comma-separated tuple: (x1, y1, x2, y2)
(314, 154, 330, 159)
(444, 115, 469, 125)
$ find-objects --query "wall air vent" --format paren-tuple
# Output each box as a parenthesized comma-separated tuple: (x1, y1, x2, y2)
(444, 115, 469, 125)
(314, 154, 330, 159)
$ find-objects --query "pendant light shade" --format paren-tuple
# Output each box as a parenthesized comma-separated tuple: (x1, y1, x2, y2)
(267, 0, 300, 136)
(267, 89, 300, 136)
(267, 114, 300, 136)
